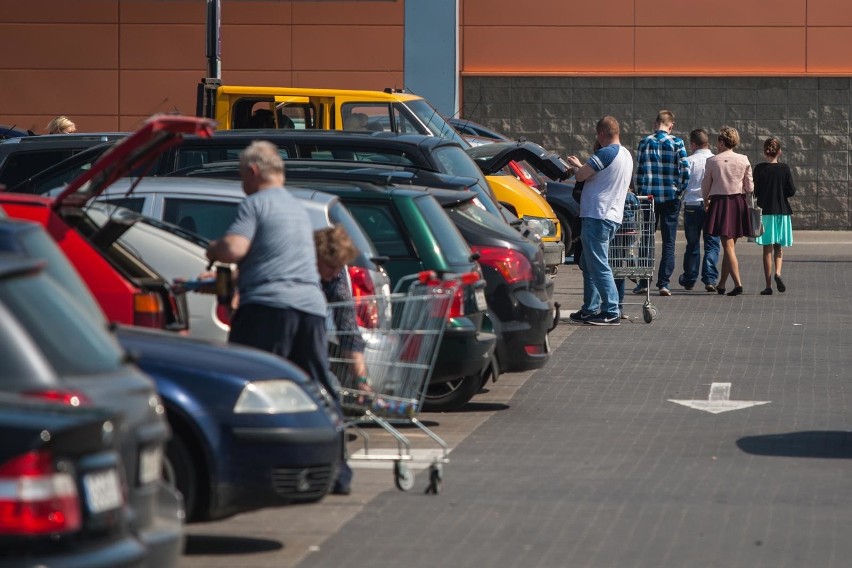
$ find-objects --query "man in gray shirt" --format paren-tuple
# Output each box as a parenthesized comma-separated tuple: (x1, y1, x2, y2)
(207, 140, 353, 493)
(207, 140, 328, 380)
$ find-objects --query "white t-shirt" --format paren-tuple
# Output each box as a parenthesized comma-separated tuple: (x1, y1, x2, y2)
(684, 148, 713, 205)
(579, 144, 633, 224)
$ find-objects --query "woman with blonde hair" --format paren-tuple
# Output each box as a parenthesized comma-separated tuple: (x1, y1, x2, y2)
(46, 116, 76, 134)
(753, 137, 796, 295)
(701, 126, 754, 296)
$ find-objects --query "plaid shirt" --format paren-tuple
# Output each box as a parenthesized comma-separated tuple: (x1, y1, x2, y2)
(635, 130, 690, 202)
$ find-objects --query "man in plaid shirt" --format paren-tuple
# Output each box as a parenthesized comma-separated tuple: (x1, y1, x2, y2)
(633, 110, 690, 296)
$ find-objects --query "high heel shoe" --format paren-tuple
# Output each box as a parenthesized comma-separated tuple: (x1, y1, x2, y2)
(716, 287, 726, 295)
(774, 274, 786, 293)
(727, 286, 743, 297)
(760, 288, 773, 295)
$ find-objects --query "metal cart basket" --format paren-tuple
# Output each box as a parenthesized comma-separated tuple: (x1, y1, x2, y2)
(610, 194, 657, 323)
(327, 271, 469, 494)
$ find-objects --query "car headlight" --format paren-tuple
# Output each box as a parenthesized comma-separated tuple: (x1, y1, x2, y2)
(234, 380, 319, 414)
(523, 216, 557, 238)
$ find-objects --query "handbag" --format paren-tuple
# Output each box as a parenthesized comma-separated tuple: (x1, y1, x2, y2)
(748, 193, 764, 238)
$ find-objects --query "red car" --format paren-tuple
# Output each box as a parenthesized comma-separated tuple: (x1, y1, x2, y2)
(0, 115, 214, 330)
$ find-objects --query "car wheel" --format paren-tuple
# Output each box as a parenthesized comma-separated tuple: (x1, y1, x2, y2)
(555, 210, 575, 258)
(163, 435, 198, 521)
(422, 374, 482, 412)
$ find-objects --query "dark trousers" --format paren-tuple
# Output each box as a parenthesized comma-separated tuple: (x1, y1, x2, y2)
(228, 303, 353, 489)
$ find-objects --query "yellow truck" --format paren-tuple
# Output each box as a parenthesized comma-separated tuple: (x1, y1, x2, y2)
(197, 81, 565, 270)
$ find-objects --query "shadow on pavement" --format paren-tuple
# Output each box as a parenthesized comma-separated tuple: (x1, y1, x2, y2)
(737, 431, 852, 459)
(456, 401, 510, 412)
(183, 535, 284, 555)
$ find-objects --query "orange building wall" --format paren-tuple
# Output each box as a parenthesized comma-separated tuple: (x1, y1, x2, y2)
(2, 1, 852, 132)
(461, 0, 852, 75)
(0, 1, 404, 133)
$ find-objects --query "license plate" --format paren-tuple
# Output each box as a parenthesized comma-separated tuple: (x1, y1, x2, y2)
(474, 288, 487, 312)
(139, 446, 163, 485)
(83, 469, 123, 514)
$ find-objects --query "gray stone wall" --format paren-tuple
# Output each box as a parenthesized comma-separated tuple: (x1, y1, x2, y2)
(461, 76, 852, 230)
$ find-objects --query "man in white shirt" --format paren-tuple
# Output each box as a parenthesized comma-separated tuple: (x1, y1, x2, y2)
(565, 116, 633, 326)
(677, 128, 720, 292)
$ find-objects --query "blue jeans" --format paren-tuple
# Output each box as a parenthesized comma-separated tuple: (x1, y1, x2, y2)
(580, 217, 620, 317)
(655, 199, 681, 289)
(679, 203, 720, 286)
(636, 198, 680, 290)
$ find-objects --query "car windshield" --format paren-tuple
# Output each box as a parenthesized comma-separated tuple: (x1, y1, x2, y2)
(429, 145, 501, 216)
(414, 194, 473, 267)
(448, 201, 523, 241)
(0, 272, 125, 375)
(15, 225, 104, 320)
(405, 99, 469, 147)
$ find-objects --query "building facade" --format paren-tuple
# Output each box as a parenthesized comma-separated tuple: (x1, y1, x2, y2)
(1, 0, 850, 228)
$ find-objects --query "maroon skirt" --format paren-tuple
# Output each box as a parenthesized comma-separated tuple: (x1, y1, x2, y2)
(705, 193, 753, 239)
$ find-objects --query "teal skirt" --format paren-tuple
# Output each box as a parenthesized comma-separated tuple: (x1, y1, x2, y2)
(755, 214, 793, 246)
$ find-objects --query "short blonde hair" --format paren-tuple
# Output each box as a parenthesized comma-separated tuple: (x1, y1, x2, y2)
(240, 140, 285, 180)
(47, 116, 75, 134)
(717, 126, 740, 149)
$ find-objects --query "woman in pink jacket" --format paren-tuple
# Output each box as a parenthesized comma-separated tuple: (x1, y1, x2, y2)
(701, 126, 754, 296)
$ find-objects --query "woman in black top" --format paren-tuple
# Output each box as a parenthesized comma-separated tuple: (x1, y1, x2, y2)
(753, 137, 796, 295)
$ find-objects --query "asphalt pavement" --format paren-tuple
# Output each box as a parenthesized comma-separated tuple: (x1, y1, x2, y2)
(179, 231, 852, 568)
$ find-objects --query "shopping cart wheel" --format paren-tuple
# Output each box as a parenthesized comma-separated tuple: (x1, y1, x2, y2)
(425, 463, 443, 495)
(394, 461, 414, 492)
(642, 304, 658, 323)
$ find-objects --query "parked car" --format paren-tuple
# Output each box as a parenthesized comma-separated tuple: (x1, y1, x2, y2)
(151, 129, 565, 270)
(86, 176, 391, 341)
(5, 129, 566, 268)
(0, 124, 34, 140)
(0, 252, 183, 566)
(0, 216, 344, 522)
(0, 393, 148, 567)
(447, 117, 511, 142)
(0, 132, 126, 189)
(0, 115, 214, 331)
(89, 162, 497, 410)
(432, 189, 558, 373)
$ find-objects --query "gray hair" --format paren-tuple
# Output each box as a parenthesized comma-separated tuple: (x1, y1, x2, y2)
(240, 140, 285, 180)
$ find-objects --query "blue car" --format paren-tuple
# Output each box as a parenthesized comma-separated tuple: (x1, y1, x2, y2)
(0, 214, 343, 522)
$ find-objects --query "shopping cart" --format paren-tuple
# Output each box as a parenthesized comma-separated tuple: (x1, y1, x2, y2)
(326, 270, 473, 494)
(610, 194, 657, 323)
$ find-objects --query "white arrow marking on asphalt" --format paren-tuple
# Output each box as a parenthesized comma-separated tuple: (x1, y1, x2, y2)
(668, 382, 771, 414)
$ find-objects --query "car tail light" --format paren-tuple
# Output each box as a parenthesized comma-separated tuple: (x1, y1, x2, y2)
(524, 344, 546, 355)
(415, 270, 481, 320)
(348, 265, 379, 328)
(215, 304, 232, 326)
(0, 450, 82, 536)
(471, 246, 534, 285)
(508, 160, 540, 190)
(21, 389, 91, 407)
(133, 292, 165, 329)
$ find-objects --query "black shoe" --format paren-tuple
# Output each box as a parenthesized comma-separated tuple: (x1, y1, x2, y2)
(760, 288, 773, 295)
(568, 310, 597, 323)
(727, 286, 743, 297)
(332, 483, 351, 496)
(585, 314, 620, 326)
(774, 274, 786, 293)
(716, 287, 726, 295)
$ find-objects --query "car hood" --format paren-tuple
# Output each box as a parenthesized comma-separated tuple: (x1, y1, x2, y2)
(53, 115, 215, 210)
(465, 140, 572, 180)
(116, 325, 311, 385)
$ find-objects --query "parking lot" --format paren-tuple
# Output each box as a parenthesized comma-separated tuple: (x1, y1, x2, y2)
(177, 230, 852, 568)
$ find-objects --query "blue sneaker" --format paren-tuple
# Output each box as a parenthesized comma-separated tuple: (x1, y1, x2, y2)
(632, 282, 648, 294)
